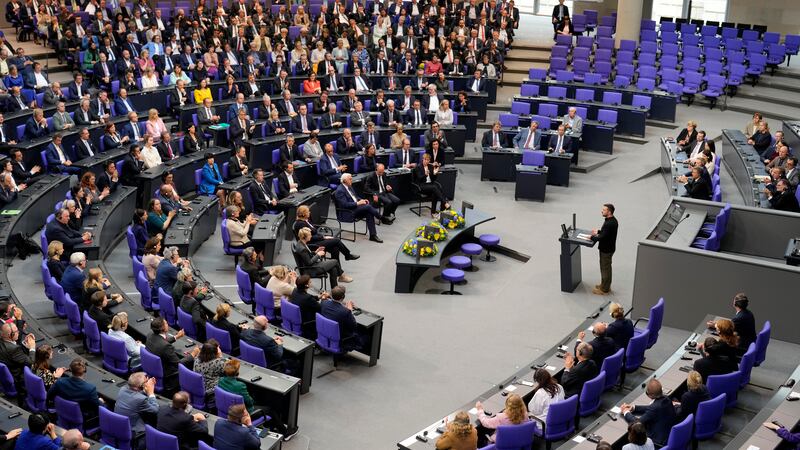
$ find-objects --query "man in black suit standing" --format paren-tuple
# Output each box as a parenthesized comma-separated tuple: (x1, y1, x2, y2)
(590, 203, 618, 296)
(249, 169, 278, 215)
(621, 379, 677, 447)
(364, 164, 399, 224)
(560, 342, 598, 398)
(552, 0, 569, 38)
(156, 391, 209, 450)
(481, 121, 508, 149)
(145, 318, 200, 396)
(575, 322, 618, 368)
(729, 293, 757, 354)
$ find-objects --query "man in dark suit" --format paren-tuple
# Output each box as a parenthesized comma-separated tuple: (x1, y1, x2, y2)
(767, 179, 800, 212)
(73, 100, 101, 126)
(575, 322, 618, 368)
(621, 379, 677, 447)
(275, 90, 299, 117)
(482, 121, 508, 149)
(145, 317, 200, 396)
(693, 336, 738, 382)
(228, 146, 249, 179)
(548, 125, 572, 153)
(381, 69, 401, 91)
(334, 173, 382, 242)
(113, 89, 136, 116)
(93, 52, 116, 91)
(96, 160, 120, 194)
(289, 275, 324, 339)
(0, 322, 35, 393)
(249, 169, 278, 215)
(320, 286, 363, 351)
(336, 129, 362, 156)
(213, 404, 261, 450)
(240, 316, 285, 369)
(196, 98, 220, 134)
(156, 391, 209, 450)
(730, 293, 757, 354)
(45, 209, 90, 259)
(560, 342, 599, 398)
(273, 71, 291, 95)
(179, 282, 207, 341)
(23, 112, 49, 140)
(279, 135, 300, 164)
(380, 101, 402, 127)
(466, 69, 486, 93)
(229, 108, 257, 149)
(68, 73, 89, 99)
(122, 112, 144, 143)
(73, 128, 99, 160)
(10, 149, 42, 185)
(322, 67, 344, 92)
(276, 162, 299, 199)
(319, 144, 347, 185)
(121, 145, 145, 186)
(405, 100, 429, 127)
(156, 131, 178, 161)
(680, 167, 711, 200)
(47, 359, 102, 426)
(551, 0, 569, 37)
(290, 104, 317, 134)
(364, 164, 399, 224)
(45, 134, 80, 175)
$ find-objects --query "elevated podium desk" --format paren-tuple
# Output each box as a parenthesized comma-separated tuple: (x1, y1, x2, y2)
(394, 208, 496, 293)
(481, 147, 572, 187)
(559, 228, 597, 292)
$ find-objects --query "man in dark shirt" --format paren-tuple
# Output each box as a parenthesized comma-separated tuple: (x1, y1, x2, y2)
(320, 286, 363, 351)
(590, 203, 618, 295)
(693, 336, 738, 382)
(240, 316, 285, 370)
(157, 391, 209, 450)
(179, 281, 207, 341)
(289, 275, 327, 339)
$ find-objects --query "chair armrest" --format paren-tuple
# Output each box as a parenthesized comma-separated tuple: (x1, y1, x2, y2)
(319, 215, 344, 230)
(530, 415, 546, 434)
(633, 317, 649, 328)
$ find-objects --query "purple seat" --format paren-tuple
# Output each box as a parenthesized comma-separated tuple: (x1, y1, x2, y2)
(624, 329, 649, 375)
(572, 47, 590, 61)
(637, 77, 656, 91)
(235, 266, 254, 304)
(700, 25, 718, 37)
(738, 342, 757, 388)
(596, 109, 618, 126)
(680, 22, 697, 36)
(602, 92, 622, 105)
(583, 73, 602, 85)
(640, 29, 657, 42)
(520, 84, 539, 97)
(705, 46, 724, 62)
(254, 283, 276, 321)
(573, 60, 591, 81)
(158, 288, 176, 327)
(746, 53, 767, 85)
(701, 75, 726, 108)
(101, 332, 135, 376)
(681, 72, 702, 104)
(596, 37, 614, 52)
(441, 269, 465, 295)
(616, 63, 635, 80)
(489, 421, 536, 450)
(584, 10, 598, 29)
(633, 297, 664, 349)
(632, 95, 652, 110)
(531, 115, 552, 130)
(528, 68, 547, 81)
(746, 40, 765, 58)
(683, 45, 702, 61)
(548, 86, 567, 99)
(82, 311, 101, 354)
(785, 35, 800, 63)
(548, 58, 567, 78)
(177, 308, 197, 339)
(214, 387, 267, 426)
(641, 19, 656, 31)
(612, 76, 629, 89)
(616, 50, 634, 65)
(178, 364, 206, 410)
(538, 104, 558, 118)
(575, 89, 595, 102)
(125, 226, 138, 258)
(767, 44, 787, 70)
(619, 40, 637, 53)
(51, 282, 68, 319)
(533, 395, 578, 449)
(754, 321, 771, 366)
(663, 413, 694, 450)
(240, 340, 268, 367)
(100, 407, 133, 450)
(55, 396, 100, 434)
(600, 348, 623, 391)
(221, 219, 244, 266)
(132, 256, 144, 280)
(140, 347, 164, 392)
(205, 322, 233, 354)
(551, 45, 569, 59)
(281, 298, 305, 337)
(694, 394, 726, 441)
(136, 271, 158, 311)
(499, 113, 519, 128)
(578, 371, 606, 418)
(742, 29, 759, 42)
(316, 312, 349, 364)
(523, 150, 546, 167)
(23, 367, 50, 413)
(725, 37, 743, 52)
(145, 425, 179, 450)
(594, 61, 612, 83)
(510, 101, 531, 115)
(479, 234, 501, 262)
(721, 27, 738, 40)
(597, 26, 613, 38)
(554, 71, 574, 83)
(555, 34, 572, 47)
(572, 14, 586, 34)
(576, 36, 594, 49)
(448, 255, 471, 270)
(0, 363, 16, 398)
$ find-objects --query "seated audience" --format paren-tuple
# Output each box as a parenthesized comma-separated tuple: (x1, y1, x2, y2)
(320, 286, 364, 351)
(475, 394, 529, 446)
(210, 303, 246, 353)
(60, 252, 88, 307)
(156, 391, 209, 450)
(528, 368, 565, 422)
(46, 241, 67, 283)
(692, 336, 738, 383)
(292, 205, 359, 263)
(729, 293, 757, 353)
(15, 414, 59, 450)
(109, 312, 144, 358)
(241, 316, 286, 370)
(561, 342, 599, 398)
(179, 281, 208, 341)
(266, 266, 297, 313)
(414, 154, 449, 215)
(293, 228, 347, 288)
(47, 359, 102, 427)
(145, 317, 200, 396)
(575, 322, 618, 367)
(622, 422, 654, 450)
(290, 275, 327, 340)
(147, 199, 175, 235)
(213, 404, 262, 450)
(673, 370, 711, 423)
(141, 236, 164, 280)
(225, 206, 257, 250)
(218, 359, 290, 437)
(621, 379, 675, 447)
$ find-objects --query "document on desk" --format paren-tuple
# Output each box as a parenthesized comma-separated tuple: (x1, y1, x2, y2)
(610, 406, 622, 414)
(788, 392, 800, 400)
(576, 233, 593, 241)
(572, 435, 587, 443)
(468, 407, 479, 415)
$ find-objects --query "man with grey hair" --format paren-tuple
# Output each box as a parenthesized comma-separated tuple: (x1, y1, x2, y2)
(52, 101, 75, 131)
(0, 173, 18, 206)
(172, 267, 207, 302)
(61, 429, 90, 450)
(44, 209, 91, 259)
(115, 372, 158, 446)
(240, 315, 285, 369)
(350, 101, 368, 127)
(73, 98, 99, 126)
(334, 173, 383, 243)
(0, 321, 35, 391)
(61, 251, 88, 306)
(155, 246, 184, 294)
(561, 341, 599, 398)
(562, 107, 583, 134)
(44, 81, 66, 106)
(321, 103, 342, 129)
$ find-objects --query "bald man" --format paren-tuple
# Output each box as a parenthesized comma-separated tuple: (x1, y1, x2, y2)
(0, 322, 35, 390)
(156, 391, 208, 450)
(575, 321, 619, 367)
(240, 316, 285, 369)
(62, 429, 90, 450)
(621, 379, 676, 446)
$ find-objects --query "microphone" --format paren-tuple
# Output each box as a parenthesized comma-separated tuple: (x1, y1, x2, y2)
(678, 213, 691, 225)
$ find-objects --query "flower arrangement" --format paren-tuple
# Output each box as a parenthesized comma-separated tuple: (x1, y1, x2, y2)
(439, 210, 466, 229)
(402, 238, 439, 257)
(415, 222, 448, 241)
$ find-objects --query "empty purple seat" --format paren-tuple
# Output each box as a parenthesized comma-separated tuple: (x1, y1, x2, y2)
(638, 65, 657, 82)
(585, 10, 598, 29)
(631, 95, 651, 110)
(658, 55, 679, 76)
(594, 48, 612, 63)
(597, 37, 614, 51)
(531, 115, 552, 130)
(680, 22, 697, 36)
(701, 25, 718, 37)
(705, 47, 724, 61)
(528, 68, 547, 80)
(637, 77, 656, 91)
(683, 33, 701, 48)
(448, 256, 471, 270)
(538, 103, 559, 118)
(499, 113, 520, 128)
(767, 44, 786, 70)
(441, 269, 464, 295)
(641, 19, 656, 31)
(661, 31, 678, 45)
(745, 40, 764, 57)
(724, 38, 743, 52)
(639, 41, 658, 56)
(584, 73, 602, 85)
(594, 61, 612, 83)
(600, 15, 615, 28)
(616, 50, 634, 65)
(661, 22, 677, 34)
(640, 29, 657, 42)
(619, 39, 637, 53)
(638, 52, 657, 67)
(573, 14, 586, 34)
(576, 36, 594, 49)
(573, 60, 591, 81)
(662, 43, 679, 58)
(551, 45, 569, 59)
(549, 58, 568, 78)
(682, 71, 702, 104)
(510, 101, 531, 115)
(520, 84, 540, 97)
(554, 71, 574, 83)
(555, 34, 572, 47)
(613, 75, 630, 88)
(597, 26, 613, 38)
(701, 75, 726, 109)
(602, 92, 622, 105)
(575, 89, 595, 102)
(548, 86, 567, 99)
(597, 109, 618, 126)
(742, 29, 759, 42)
(572, 47, 591, 61)
(721, 27, 738, 40)
(785, 35, 800, 62)
(681, 58, 702, 76)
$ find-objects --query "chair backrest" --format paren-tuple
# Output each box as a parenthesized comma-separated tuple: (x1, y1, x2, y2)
(754, 320, 771, 366)
(177, 308, 197, 339)
(694, 394, 726, 440)
(64, 297, 82, 336)
(125, 226, 138, 258)
(52, 282, 67, 318)
(600, 348, 623, 391)
(205, 322, 233, 354)
(625, 329, 649, 372)
(548, 86, 567, 99)
(140, 347, 164, 392)
(602, 91, 622, 105)
(575, 89, 595, 102)
(0, 363, 16, 397)
(240, 340, 268, 367)
(281, 298, 304, 336)
(493, 421, 536, 449)
(538, 103, 558, 118)
(178, 364, 206, 410)
(214, 386, 246, 417)
(738, 342, 757, 388)
(528, 68, 547, 80)
(136, 271, 153, 310)
(132, 256, 145, 280)
(316, 313, 343, 354)
(145, 424, 179, 450)
(499, 113, 520, 128)
(100, 406, 133, 450)
(644, 297, 664, 348)
(579, 370, 606, 416)
(54, 396, 85, 431)
(158, 288, 177, 327)
(584, 73, 602, 85)
(101, 332, 130, 376)
(510, 101, 531, 115)
(82, 311, 101, 354)
(596, 109, 618, 125)
(555, 71, 574, 83)
(522, 150, 545, 167)
(663, 413, 693, 450)
(707, 371, 740, 408)
(520, 84, 539, 97)
(254, 283, 276, 321)
(544, 395, 578, 440)
(236, 266, 254, 303)
(631, 95, 652, 110)
(23, 366, 47, 412)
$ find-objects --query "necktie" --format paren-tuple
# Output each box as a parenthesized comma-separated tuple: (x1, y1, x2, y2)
(524, 131, 533, 149)
(346, 185, 357, 202)
(329, 155, 336, 169)
(167, 142, 173, 158)
(369, 134, 374, 145)
(493, 132, 498, 147)
(132, 123, 139, 139)
(331, 77, 337, 90)
(0, 128, 5, 142)
(85, 140, 93, 156)
(166, 56, 172, 70)
(103, 62, 108, 76)
(16, 96, 24, 108)
(107, 48, 115, 60)
(131, 44, 138, 57)
(301, 116, 307, 132)
(378, 175, 384, 193)
(556, 136, 563, 151)
(403, 150, 409, 165)
(240, 119, 246, 137)
(416, 110, 421, 126)
(205, 107, 211, 119)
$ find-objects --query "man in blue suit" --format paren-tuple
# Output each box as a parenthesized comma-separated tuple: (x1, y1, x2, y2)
(621, 379, 677, 447)
(334, 173, 382, 243)
(213, 404, 261, 450)
(114, 89, 136, 117)
(320, 286, 364, 351)
(114, 372, 159, 445)
(46, 210, 90, 260)
(513, 120, 542, 150)
(318, 144, 347, 185)
(240, 316, 286, 370)
(47, 358, 102, 427)
(290, 104, 317, 134)
(547, 125, 572, 153)
(60, 252, 87, 308)
(467, 69, 486, 93)
(45, 134, 81, 174)
(122, 112, 144, 143)
(575, 322, 618, 368)
(23, 109, 49, 140)
(227, 93, 248, 122)
(68, 73, 89, 100)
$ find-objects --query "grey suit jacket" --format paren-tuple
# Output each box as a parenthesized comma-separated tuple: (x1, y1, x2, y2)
(52, 111, 75, 131)
(43, 89, 65, 106)
(562, 114, 583, 134)
(786, 167, 800, 187)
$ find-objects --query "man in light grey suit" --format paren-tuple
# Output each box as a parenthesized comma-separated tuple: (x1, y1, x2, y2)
(43, 82, 67, 106)
(196, 97, 220, 134)
(52, 102, 76, 131)
(513, 121, 542, 150)
(562, 107, 583, 134)
(115, 372, 159, 448)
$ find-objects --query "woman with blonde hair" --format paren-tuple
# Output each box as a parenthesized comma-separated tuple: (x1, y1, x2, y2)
(108, 312, 144, 357)
(674, 370, 710, 422)
(46, 241, 67, 282)
(435, 410, 478, 450)
(390, 123, 408, 149)
(145, 109, 167, 141)
(81, 267, 122, 311)
(266, 266, 297, 312)
(210, 302, 246, 352)
(475, 393, 529, 446)
(606, 302, 634, 349)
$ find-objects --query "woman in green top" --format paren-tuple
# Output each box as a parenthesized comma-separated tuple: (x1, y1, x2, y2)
(218, 359, 292, 438)
(82, 41, 100, 72)
(146, 198, 176, 237)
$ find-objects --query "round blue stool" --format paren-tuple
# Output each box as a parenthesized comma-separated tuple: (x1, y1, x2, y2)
(441, 268, 465, 295)
(448, 256, 471, 284)
(461, 243, 483, 272)
(479, 234, 501, 262)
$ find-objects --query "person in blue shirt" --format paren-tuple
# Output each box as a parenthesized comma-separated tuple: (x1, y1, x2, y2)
(213, 404, 262, 450)
(240, 316, 285, 371)
(59, 252, 87, 307)
(115, 372, 159, 447)
(198, 152, 226, 206)
(14, 413, 61, 450)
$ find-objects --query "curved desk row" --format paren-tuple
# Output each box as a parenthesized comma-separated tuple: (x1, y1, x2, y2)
(136, 145, 233, 205)
(75, 186, 138, 261)
(0, 397, 106, 448)
(0, 174, 70, 258)
(721, 129, 769, 208)
(394, 208, 495, 294)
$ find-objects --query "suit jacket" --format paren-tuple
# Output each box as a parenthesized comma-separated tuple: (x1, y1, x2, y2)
(213, 420, 260, 450)
(122, 121, 144, 141)
(360, 131, 380, 148)
(320, 113, 341, 130)
(73, 107, 99, 126)
(685, 177, 711, 200)
(228, 155, 249, 178)
(47, 376, 101, 419)
(240, 328, 283, 364)
(693, 354, 738, 383)
(319, 153, 343, 179)
(322, 74, 345, 92)
(23, 117, 48, 140)
(68, 82, 89, 100)
(290, 290, 321, 339)
(249, 180, 277, 215)
(291, 113, 317, 133)
(405, 107, 429, 126)
(562, 114, 583, 134)
(276, 171, 295, 198)
(732, 309, 756, 353)
(43, 88, 66, 106)
(45, 219, 84, 251)
(341, 96, 358, 113)
(101, 133, 123, 151)
(196, 105, 216, 131)
(229, 117, 254, 148)
(179, 295, 207, 339)
(364, 171, 392, 195)
(381, 76, 401, 91)
(0, 339, 32, 388)
(336, 136, 362, 155)
(379, 109, 402, 126)
(606, 318, 634, 349)
(156, 405, 209, 450)
(115, 385, 160, 433)
(52, 111, 75, 131)
(577, 335, 618, 368)
(120, 154, 144, 186)
(0, 188, 17, 208)
(275, 98, 299, 116)
(560, 359, 598, 398)
(547, 134, 572, 152)
(675, 386, 711, 423)
(145, 332, 193, 382)
(45, 143, 71, 170)
(11, 161, 37, 185)
(623, 396, 676, 446)
(770, 190, 800, 212)
(320, 299, 358, 345)
(481, 129, 508, 148)
(513, 128, 542, 149)
(279, 144, 299, 163)
(93, 60, 117, 80)
(96, 171, 119, 193)
(73, 139, 98, 160)
(466, 76, 486, 92)
(198, 163, 223, 195)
